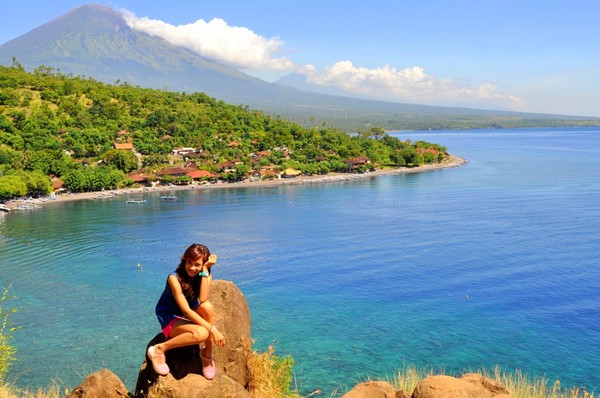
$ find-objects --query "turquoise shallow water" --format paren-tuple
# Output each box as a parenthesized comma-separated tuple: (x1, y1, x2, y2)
(1, 127, 599, 395)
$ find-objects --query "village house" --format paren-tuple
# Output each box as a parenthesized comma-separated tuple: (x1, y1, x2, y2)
(171, 147, 196, 156)
(344, 156, 370, 171)
(416, 147, 440, 156)
(114, 142, 134, 151)
(259, 167, 280, 180)
(127, 171, 152, 186)
(156, 166, 196, 178)
(219, 161, 237, 173)
(187, 169, 219, 183)
(50, 175, 65, 193)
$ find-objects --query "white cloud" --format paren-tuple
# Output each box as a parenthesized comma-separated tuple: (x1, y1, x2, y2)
(120, 10, 294, 71)
(119, 10, 524, 110)
(298, 61, 526, 109)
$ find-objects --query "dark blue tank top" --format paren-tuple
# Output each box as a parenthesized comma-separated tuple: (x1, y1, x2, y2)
(155, 272, 201, 328)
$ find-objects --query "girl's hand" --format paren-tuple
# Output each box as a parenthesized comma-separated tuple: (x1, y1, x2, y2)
(212, 328, 225, 346)
(205, 254, 217, 268)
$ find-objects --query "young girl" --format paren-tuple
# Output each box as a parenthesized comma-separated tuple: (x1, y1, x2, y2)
(147, 243, 226, 379)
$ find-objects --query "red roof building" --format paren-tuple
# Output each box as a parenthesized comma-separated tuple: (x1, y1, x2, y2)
(188, 170, 218, 179)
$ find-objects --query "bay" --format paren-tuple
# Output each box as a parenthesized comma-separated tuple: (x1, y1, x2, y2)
(1, 127, 599, 395)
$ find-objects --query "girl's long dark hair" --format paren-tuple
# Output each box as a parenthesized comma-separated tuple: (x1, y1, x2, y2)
(175, 243, 211, 299)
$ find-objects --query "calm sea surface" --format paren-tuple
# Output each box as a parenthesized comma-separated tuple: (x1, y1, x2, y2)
(1, 127, 599, 395)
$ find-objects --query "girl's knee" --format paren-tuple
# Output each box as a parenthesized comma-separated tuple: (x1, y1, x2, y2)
(198, 300, 215, 317)
(191, 326, 209, 343)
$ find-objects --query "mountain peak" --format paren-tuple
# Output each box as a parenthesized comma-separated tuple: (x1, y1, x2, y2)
(64, 3, 121, 17)
(42, 3, 130, 36)
(0, 3, 253, 86)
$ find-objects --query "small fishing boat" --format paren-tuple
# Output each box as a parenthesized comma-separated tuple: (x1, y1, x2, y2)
(125, 199, 146, 204)
(0, 204, 10, 212)
(160, 195, 177, 200)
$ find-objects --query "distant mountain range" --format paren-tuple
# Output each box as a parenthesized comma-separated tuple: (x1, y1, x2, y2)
(1, 3, 598, 130)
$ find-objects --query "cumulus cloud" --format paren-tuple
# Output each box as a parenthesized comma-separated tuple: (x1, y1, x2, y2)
(119, 10, 523, 110)
(298, 61, 525, 109)
(120, 10, 294, 71)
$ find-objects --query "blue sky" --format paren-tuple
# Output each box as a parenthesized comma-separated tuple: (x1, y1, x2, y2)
(2, 0, 599, 117)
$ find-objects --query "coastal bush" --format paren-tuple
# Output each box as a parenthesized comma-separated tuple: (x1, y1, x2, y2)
(0, 285, 18, 382)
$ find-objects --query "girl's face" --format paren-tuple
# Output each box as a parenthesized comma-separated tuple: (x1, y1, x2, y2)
(184, 258, 204, 277)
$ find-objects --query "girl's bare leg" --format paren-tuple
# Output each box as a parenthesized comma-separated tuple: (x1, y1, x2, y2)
(197, 301, 215, 357)
(154, 320, 209, 356)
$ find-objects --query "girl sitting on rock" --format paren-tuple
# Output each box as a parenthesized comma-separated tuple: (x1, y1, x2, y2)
(147, 243, 226, 379)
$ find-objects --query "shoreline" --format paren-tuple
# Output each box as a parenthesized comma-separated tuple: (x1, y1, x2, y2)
(5, 155, 466, 210)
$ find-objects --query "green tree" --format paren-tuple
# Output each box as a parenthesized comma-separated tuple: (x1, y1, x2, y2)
(142, 154, 169, 168)
(390, 150, 407, 167)
(368, 127, 386, 140)
(101, 149, 139, 173)
(0, 175, 27, 200)
(400, 147, 421, 165)
(0, 145, 24, 170)
(12, 170, 52, 197)
(422, 151, 436, 164)
(62, 169, 87, 192)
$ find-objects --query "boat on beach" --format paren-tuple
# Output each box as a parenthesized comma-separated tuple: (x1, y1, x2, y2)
(0, 204, 10, 212)
(15, 204, 37, 210)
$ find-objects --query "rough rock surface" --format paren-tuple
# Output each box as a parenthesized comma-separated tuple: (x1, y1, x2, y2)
(342, 380, 400, 397)
(412, 374, 516, 398)
(146, 372, 251, 398)
(460, 373, 512, 396)
(68, 368, 128, 398)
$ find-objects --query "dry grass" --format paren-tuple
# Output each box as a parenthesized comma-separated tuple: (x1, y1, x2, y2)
(384, 365, 596, 398)
(246, 344, 302, 398)
(480, 366, 596, 398)
(388, 364, 443, 394)
(0, 380, 66, 398)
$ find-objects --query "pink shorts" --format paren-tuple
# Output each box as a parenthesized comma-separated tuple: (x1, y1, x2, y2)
(162, 316, 187, 338)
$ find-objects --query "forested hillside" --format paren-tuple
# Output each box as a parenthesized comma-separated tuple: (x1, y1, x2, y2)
(0, 65, 446, 200)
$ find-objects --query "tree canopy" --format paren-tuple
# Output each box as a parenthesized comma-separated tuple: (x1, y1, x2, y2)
(0, 65, 449, 200)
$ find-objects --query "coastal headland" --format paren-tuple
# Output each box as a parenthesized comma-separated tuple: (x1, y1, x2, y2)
(4, 155, 466, 211)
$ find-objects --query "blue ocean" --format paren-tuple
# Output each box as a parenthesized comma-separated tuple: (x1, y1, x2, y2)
(1, 127, 599, 395)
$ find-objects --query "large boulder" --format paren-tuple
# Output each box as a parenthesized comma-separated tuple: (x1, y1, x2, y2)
(68, 368, 128, 398)
(147, 373, 250, 398)
(459, 373, 513, 397)
(135, 280, 252, 397)
(342, 380, 401, 397)
(412, 374, 515, 398)
(210, 279, 252, 385)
